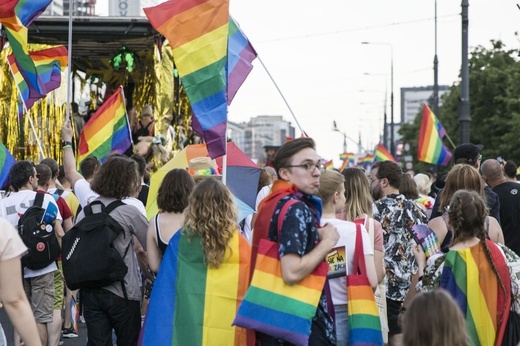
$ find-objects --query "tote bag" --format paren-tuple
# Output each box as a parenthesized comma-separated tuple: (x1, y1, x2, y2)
(347, 224, 384, 346)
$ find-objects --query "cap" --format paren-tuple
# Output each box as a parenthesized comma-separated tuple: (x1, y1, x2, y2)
(453, 143, 483, 163)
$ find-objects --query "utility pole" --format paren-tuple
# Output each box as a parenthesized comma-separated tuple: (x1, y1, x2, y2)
(459, 0, 470, 143)
(433, 0, 439, 117)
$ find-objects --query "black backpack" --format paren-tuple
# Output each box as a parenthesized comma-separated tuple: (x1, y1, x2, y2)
(18, 192, 61, 270)
(62, 200, 130, 295)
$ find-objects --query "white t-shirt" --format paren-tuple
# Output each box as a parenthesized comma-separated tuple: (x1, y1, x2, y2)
(0, 218, 27, 261)
(73, 178, 98, 208)
(123, 197, 147, 218)
(321, 218, 373, 305)
(0, 190, 63, 278)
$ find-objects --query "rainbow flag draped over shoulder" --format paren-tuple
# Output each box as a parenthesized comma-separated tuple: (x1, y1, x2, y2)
(440, 241, 511, 346)
(77, 87, 131, 167)
(7, 45, 68, 113)
(417, 104, 452, 165)
(141, 231, 252, 345)
(0, 142, 16, 189)
(374, 143, 396, 162)
(144, 0, 229, 159)
(227, 17, 257, 105)
(0, 0, 51, 101)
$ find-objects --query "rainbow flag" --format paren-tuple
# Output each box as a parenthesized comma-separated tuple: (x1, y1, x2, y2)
(374, 143, 396, 162)
(324, 160, 334, 170)
(440, 244, 503, 345)
(144, 0, 229, 159)
(141, 231, 251, 345)
(339, 159, 348, 172)
(0, 0, 50, 102)
(7, 45, 68, 113)
(0, 142, 16, 189)
(417, 104, 452, 165)
(77, 87, 131, 167)
(70, 295, 80, 334)
(339, 152, 348, 161)
(227, 17, 257, 105)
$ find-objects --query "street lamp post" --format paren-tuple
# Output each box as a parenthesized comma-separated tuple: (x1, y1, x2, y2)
(362, 42, 394, 156)
(332, 121, 347, 153)
(362, 73, 388, 149)
(459, 0, 470, 143)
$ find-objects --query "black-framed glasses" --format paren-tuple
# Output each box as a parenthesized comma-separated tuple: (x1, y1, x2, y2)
(285, 162, 326, 173)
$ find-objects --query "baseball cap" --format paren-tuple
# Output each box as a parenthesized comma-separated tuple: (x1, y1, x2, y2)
(453, 143, 484, 163)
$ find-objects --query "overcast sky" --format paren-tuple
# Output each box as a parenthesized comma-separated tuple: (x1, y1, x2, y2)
(98, 0, 520, 166)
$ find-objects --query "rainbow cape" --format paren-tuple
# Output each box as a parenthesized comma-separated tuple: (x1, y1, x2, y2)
(7, 45, 68, 113)
(417, 104, 452, 165)
(374, 143, 396, 162)
(0, 142, 16, 189)
(440, 241, 511, 346)
(144, 0, 229, 159)
(77, 86, 131, 167)
(141, 231, 252, 345)
(0, 0, 52, 105)
(227, 17, 257, 105)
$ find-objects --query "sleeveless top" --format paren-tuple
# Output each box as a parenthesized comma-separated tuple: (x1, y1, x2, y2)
(441, 215, 490, 252)
(154, 214, 168, 255)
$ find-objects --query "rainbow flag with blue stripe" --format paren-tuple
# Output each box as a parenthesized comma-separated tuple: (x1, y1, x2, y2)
(77, 86, 131, 167)
(7, 45, 68, 113)
(145, 0, 229, 159)
(227, 17, 257, 105)
(418, 104, 452, 165)
(0, 0, 52, 106)
(141, 231, 251, 345)
(0, 142, 16, 190)
(440, 242, 510, 345)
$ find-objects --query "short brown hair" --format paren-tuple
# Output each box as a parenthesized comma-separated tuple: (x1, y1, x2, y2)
(400, 173, 419, 200)
(373, 160, 403, 190)
(40, 158, 59, 178)
(90, 156, 140, 199)
(80, 156, 101, 180)
(157, 169, 195, 213)
(273, 137, 316, 178)
(35, 164, 52, 187)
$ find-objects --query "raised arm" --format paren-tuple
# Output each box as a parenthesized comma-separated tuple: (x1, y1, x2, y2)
(61, 120, 84, 188)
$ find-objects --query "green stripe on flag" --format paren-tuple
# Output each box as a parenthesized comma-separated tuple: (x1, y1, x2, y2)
(182, 57, 227, 104)
(246, 286, 317, 318)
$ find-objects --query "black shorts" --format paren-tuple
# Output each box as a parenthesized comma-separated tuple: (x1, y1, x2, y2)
(386, 298, 402, 335)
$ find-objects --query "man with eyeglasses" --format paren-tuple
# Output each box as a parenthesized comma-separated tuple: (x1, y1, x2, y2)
(253, 137, 339, 345)
(429, 143, 501, 222)
(370, 160, 427, 346)
(0, 160, 64, 345)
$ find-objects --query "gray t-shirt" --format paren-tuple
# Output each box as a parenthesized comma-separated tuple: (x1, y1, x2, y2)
(75, 196, 148, 301)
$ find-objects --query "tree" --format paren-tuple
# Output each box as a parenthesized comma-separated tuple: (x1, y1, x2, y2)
(399, 40, 520, 172)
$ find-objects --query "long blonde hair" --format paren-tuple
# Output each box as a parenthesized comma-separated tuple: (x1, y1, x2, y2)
(342, 168, 373, 220)
(317, 170, 344, 206)
(183, 179, 238, 268)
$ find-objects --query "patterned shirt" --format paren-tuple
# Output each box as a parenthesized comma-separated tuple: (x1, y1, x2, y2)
(268, 194, 336, 345)
(373, 194, 427, 301)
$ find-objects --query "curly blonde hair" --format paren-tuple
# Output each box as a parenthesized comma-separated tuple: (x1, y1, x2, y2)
(183, 178, 238, 268)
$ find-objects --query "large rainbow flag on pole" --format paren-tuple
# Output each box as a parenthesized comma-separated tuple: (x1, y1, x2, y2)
(227, 17, 257, 105)
(0, 142, 16, 189)
(7, 45, 68, 113)
(141, 231, 252, 345)
(144, 0, 230, 159)
(76, 87, 132, 167)
(417, 104, 452, 165)
(374, 143, 396, 162)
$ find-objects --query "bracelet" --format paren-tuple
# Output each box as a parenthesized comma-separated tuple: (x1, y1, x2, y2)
(62, 145, 72, 149)
(62, 141, 73, 148)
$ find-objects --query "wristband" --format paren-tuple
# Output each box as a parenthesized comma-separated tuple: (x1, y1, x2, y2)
(62, 141, 73, 149)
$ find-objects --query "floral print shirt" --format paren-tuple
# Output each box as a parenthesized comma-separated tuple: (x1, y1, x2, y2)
(268, 194, 336, 345)
(373, 194, 428, 302)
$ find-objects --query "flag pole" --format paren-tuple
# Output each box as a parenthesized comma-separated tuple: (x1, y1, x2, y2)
(26, 111, 45, 160)
(256, 56, 305, 136)
(221, 123, 228, 185)
(444, 132, 456, 150)
(65, 2, 73, 122)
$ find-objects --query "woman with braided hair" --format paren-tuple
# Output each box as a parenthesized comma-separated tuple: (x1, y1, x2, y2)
(414, 190, 511, 345)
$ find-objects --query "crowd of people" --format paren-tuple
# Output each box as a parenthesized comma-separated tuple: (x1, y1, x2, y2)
(1, 113, 520, 346)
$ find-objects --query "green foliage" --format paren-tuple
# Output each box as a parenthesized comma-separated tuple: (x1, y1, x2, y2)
(399, 40, 520, 172)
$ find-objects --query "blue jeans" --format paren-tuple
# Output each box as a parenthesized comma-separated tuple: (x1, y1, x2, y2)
(82, 288, 140, 346)
(334, 304, 349, 346)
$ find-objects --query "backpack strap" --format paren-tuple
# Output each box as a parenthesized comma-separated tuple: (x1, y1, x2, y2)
(276, 199, 300, 240)
(105, 200, 126, 214)
(34, 192, 45, 208)
(55, 189, 65, 196)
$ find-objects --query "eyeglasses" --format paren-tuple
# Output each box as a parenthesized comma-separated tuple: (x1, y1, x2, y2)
(285, 162, 326, 173)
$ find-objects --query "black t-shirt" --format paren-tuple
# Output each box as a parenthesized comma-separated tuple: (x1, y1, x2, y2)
(493, 181, 520, 256)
